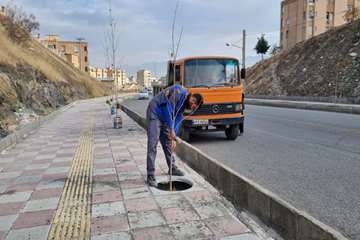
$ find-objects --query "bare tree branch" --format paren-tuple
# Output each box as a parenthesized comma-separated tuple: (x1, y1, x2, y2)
(171, 0, 180, 58)
(174, 26, 184, 61)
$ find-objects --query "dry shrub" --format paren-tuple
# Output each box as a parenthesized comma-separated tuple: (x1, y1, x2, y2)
(0, 4, 39, 44)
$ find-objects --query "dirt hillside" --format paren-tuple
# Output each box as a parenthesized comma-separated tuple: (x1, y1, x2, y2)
(0, 15, 107, 137)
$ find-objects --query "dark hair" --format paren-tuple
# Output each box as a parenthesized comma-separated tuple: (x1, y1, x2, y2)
(191, 93, 203, 106)
(185, 93, 203, 110)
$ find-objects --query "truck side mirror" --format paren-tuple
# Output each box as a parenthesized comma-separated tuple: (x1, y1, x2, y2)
(241, 68, 246, 79)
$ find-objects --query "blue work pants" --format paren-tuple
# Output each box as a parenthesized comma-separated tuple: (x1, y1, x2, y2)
(146, 105, 175, 176)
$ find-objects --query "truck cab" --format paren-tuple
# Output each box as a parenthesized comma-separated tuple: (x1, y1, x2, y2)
(167, 56, 245, 141)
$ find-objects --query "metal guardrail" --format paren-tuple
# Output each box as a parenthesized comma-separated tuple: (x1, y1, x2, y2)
(245, 98, 360, 115)
(247, 95, 360, 104)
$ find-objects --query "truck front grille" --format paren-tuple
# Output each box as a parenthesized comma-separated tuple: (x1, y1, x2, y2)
(189, 103, 241, 116)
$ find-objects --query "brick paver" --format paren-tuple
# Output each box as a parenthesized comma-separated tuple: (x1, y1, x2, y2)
(0, 98, 261, 240)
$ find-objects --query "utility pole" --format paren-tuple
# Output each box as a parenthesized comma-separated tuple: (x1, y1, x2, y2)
(76, 37, 85, 72)
(311, 17, 315, 37)
(242, 30, 246, 84)
(310, 10, 315, 37)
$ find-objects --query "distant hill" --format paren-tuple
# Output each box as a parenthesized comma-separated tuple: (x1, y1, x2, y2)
(246, 19, 360, 103)
(0, 14, 107, 137)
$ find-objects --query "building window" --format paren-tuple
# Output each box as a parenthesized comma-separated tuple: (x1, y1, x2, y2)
(84, 46, 87, 52)
(85, 56, 88, 62)
(85, 66, 88, 72)
(285, 18, 290, 27)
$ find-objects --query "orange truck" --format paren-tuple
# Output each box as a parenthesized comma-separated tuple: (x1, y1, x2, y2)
(167, 56, 245, 141)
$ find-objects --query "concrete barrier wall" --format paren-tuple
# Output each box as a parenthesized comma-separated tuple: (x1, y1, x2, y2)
(120, 103, 350, 240)
(121, 105, 147, 129)
(0, 102, 76, 152)
(245, 98, 360, 115)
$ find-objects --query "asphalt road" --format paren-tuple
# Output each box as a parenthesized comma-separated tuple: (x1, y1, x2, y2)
(123, 98, 360, 240)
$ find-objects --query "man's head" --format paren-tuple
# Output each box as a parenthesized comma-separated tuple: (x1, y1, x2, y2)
(186, 93, 203, 111)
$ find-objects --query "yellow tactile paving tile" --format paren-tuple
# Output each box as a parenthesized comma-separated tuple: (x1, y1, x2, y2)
(48, 116, 94, 240)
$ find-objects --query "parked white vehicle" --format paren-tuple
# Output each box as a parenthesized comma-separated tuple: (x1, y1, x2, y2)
(138, 90, 149, 100)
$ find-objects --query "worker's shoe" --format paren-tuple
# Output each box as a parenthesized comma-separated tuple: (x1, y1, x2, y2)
(147, 175, 158, 187)
(168, 167, 184, 176)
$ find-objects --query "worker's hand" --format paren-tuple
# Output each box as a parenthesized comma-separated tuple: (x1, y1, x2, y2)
(171, 140, 177, 153)
(169, 129, 176, 141)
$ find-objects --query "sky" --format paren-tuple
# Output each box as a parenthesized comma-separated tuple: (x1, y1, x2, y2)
(4, 0, 282, 76)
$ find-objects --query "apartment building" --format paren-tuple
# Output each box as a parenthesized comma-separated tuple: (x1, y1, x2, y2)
(280, 0, 360, 50)
(89, 66, 110, 81)
(117, 69, 129, 86)
(136, 69, 152, 88)
(89, 66, 128, 87)
(41, 35, 89, 72)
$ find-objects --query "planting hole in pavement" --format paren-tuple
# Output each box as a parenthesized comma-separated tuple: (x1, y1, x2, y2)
(157, 179, 193, 191)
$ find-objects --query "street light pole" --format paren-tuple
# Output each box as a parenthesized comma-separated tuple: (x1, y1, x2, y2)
(225, 29, 246, 83)
(242, 29, 246, 81)
(225, 30, 246, 136)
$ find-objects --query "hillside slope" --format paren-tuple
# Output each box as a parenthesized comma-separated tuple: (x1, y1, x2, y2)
(0, 16, 107, 137)
(247, 19, 360, 103)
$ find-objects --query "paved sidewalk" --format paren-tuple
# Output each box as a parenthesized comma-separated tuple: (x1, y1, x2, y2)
(0, 98, 261, 240)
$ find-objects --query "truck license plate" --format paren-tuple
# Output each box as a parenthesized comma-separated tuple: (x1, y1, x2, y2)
(192, 119, 209, 125)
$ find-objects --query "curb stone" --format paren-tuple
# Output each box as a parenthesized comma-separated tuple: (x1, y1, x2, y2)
(0, 101, 78, 152)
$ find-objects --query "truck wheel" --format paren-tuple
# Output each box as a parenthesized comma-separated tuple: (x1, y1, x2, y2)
(180, 127, 190, 142)
(239, 122, 244, 135)
(225, 125, 239, 140)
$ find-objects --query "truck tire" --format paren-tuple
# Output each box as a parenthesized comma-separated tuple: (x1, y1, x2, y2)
(180, 127, 190, 142)
(225, 125, 239, 140)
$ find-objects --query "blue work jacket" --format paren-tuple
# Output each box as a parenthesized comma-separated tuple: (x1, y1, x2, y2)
(150, 85, 188, 135)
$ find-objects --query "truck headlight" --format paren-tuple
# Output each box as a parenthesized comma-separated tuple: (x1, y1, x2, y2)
(234, 104, 241, 111)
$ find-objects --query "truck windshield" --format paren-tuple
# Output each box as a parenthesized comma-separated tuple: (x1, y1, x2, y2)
(184, 59, 239, 88)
